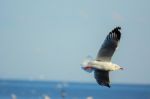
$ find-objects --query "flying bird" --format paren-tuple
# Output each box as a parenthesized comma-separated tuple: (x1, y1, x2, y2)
(82, 27, 123, 88)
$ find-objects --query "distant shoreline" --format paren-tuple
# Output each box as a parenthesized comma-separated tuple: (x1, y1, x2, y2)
(0, 79, 149, 86)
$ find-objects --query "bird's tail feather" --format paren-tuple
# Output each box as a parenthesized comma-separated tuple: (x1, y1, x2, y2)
(81, 56, 93, 66)
(81, 56, 94, 73)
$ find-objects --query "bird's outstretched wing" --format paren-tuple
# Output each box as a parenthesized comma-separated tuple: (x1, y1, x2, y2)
(94, 69, 110, 88)
(96, 27, 121, 62)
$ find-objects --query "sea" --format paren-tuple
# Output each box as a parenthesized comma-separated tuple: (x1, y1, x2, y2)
(0, 79, 150, 99)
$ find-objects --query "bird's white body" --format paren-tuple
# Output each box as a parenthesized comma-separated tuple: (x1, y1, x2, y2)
(88, 61, 121, 71)
(82, 60, 122, 73)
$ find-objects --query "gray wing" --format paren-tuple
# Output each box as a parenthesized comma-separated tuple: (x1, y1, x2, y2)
(96, 27, 121, 61)
(94, 69, 110, 88)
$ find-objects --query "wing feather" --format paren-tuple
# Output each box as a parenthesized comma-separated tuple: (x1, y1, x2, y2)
(96, 27, 121, 61)
(94, 69, 110, 88)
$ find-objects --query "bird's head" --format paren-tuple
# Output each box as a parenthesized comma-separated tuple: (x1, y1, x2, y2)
(113, 64, 124, 71)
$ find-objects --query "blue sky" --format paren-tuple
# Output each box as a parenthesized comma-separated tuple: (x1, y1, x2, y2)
(0, 0, 150, 84)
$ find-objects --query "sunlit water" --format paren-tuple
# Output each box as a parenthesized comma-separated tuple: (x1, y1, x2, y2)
(0, 80, 150, 99)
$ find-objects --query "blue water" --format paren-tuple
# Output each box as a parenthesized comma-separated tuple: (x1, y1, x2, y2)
(0, 80, 150, 99)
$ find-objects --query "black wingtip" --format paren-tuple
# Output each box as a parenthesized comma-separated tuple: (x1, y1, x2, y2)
(111, 26, 121, 41)
(98, 82, 111, 88)
(112, 26, 121, 32)
(106, 83, 111, 88)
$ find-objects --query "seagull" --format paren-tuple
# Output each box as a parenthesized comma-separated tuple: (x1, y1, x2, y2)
(82, 27, 123, 88)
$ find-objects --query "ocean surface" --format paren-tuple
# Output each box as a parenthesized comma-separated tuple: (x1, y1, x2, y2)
(0, 79, 150, 99)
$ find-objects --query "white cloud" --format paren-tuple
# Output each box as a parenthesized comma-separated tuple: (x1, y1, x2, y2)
(112, 12, 124, 21)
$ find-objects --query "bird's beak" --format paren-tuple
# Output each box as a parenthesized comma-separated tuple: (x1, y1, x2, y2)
(120, 67, 124, 70)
